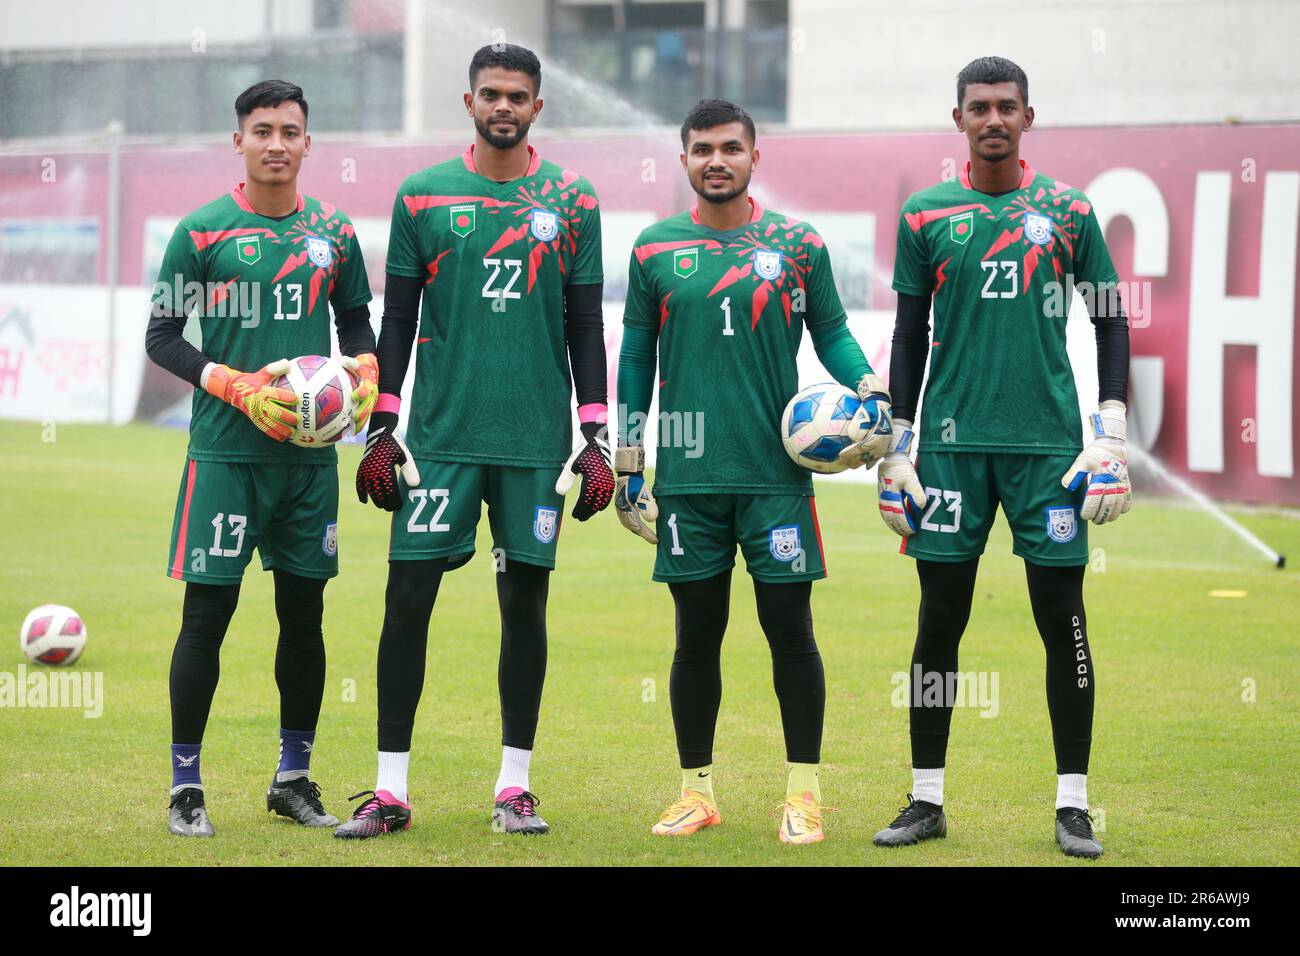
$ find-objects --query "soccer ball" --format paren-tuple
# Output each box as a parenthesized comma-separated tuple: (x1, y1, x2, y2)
(780, 383, 865, 474)
(272, 355, 356, 447)
(20, 605, 87, 666)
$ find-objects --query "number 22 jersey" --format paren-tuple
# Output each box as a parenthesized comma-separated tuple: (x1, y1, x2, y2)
(385, 145, 604, 468)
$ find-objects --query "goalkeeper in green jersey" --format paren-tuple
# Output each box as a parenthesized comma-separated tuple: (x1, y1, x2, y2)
(616, 100, 894, 845)
(870, 58, 1131, 858)
(338, 45, 614, 839)
(145, 80, 379, 838)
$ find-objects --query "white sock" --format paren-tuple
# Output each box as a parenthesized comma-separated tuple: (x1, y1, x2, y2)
(912, 766, 945, 806)
(376, 751, 410, 803)
(494, 746, 532, 796)
(1056, 773, 1088, 811)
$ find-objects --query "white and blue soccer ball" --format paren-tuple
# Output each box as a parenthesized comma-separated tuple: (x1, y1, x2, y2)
(780, 383, 865, 474)
(271, 355, 356, 447)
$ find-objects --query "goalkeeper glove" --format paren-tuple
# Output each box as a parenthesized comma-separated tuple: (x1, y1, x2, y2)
(876, 419, 926, 537)
(355, 409, 420, 512)
(555, 421, 615, 520)
(613, 445, 658, 544)
(838, 373, 894, 470)
(204, 359, 298, 442)
(1062, 400, 1132, 524)
(339, 353, 379, 435)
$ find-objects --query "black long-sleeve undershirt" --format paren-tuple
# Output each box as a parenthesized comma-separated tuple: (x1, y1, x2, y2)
(887, 291, 1130, 423)
(144, 301, 375, 388)
(375, 274, 607, 407)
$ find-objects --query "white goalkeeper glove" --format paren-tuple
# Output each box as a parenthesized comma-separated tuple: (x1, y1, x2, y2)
(876, 419, 926, 537)
(613, 446, 658, 544)
(838, 373, 894, 470)
(1062, 400, 1132, 524)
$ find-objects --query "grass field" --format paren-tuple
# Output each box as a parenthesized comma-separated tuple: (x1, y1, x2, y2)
(1, 421, 1298, 867)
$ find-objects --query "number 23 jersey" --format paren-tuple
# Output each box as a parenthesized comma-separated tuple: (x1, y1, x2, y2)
(892, 160, 1120, 456)
(385, 146, 603, 468)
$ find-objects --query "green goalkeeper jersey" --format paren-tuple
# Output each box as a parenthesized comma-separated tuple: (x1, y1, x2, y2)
(624, 200, 856, 496)
(152, 184, 372, 465)
(385, 146, 604, 467)
(892, 160, 1119, 455)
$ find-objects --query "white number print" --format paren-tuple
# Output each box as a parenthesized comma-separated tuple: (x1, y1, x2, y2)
(721, 296, 734, 336)
(667, 513, 685, 555)
(919, 488, 963, 533)
(273, 282, 303, 320)
(979, 260, 1019, 299)
(209, 512, 248, 557)
(481, 258, 523, 300)
(406, 489, 452, 533)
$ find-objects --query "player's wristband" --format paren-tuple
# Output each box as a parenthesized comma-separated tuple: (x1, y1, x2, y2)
(614, 445, 645, 475)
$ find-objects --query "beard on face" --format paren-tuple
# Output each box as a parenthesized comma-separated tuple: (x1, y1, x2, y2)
(475, 113, 530, 149)
(692, 168, 750, 204)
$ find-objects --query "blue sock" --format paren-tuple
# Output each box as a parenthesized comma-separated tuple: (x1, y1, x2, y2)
(277, 728, 316, 776)
(171, 743, 202, 791)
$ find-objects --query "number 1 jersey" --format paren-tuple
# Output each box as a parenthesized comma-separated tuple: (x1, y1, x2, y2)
(385, 146, 603, 468)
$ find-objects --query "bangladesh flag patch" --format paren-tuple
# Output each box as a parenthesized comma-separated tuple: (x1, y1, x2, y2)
(673, 247, 699, 278)
(450, 204, 476, 237)
(235, 235, 262, 265)
(948, 211, 973, 246)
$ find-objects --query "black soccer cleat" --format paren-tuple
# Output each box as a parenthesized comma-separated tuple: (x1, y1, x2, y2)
(873, 793, 947, 847)
(266, 775, 340, 828)
(333, 789, 412, 839)
(169, 786, 215, 837)
(492, 789, 550, 835)
(1056, 807, 1103, 858)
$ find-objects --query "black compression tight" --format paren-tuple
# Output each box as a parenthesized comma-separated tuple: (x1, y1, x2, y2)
(667, 571, 824, 767)
(375, 557, 550, 753)
(908, 558, 1094, 774)
(169, 570, 327, 743)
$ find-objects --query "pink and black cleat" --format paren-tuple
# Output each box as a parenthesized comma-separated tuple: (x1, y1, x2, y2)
(491, 787, 550, 835)
(332, 789, 412, 839)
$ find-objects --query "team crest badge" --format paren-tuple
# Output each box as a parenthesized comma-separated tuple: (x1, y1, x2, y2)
(306, 236, 332, 268)
(450, 204, 476, 237)
(673, 247, 699, 279)
(322, 522, 338, 556)
(1024, 212, 1053, 246)
(949, 211, 974, 245)
(753, 249, 783, 281)
(533, 506, 558, 544)
(530, 210, 559, 242)
(1046, 507, 1077, 544)
(769, 525, 801, 562)
(235, 234, 262, 265)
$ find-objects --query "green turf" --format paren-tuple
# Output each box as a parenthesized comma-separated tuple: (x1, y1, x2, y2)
(1, 421, 1297, 866)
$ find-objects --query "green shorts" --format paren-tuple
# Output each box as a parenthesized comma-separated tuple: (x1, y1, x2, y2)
(900, 451, 1088, 566)
(387, 460, 565, 570)
(652, 493, 827, 583)
(167, 458, 339, 584)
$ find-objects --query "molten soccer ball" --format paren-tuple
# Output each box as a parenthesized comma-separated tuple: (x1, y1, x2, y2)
(20, 605, 87, 666)
(780, 383, 866, 474)
(272, 355, 356, 447)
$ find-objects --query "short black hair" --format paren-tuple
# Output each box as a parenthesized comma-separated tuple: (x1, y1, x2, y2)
(468, 43, 542, 95)
(680, 99, 756, 150)
(235, 79, 309, 128)
(956, 56, 1029, 109)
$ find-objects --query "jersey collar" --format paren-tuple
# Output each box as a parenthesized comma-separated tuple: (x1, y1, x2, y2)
(689, 195, 764, 226)
(231, 183, 304, 215)
(462, 144, 543, 178)
(958, 159, 1036, 192)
